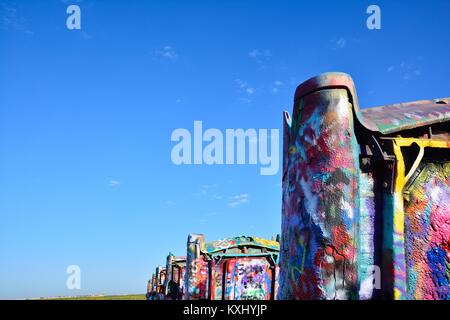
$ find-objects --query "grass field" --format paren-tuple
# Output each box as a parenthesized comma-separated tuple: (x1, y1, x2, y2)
(39, 294, 146, 300)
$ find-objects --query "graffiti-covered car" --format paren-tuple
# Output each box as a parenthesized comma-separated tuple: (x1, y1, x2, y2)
(184, 234, 280, 300)
(146, 265, 166, 300)
(146, 275, 156, 300)
(278, 72, 449, 300)
(163, 253, 186, 300)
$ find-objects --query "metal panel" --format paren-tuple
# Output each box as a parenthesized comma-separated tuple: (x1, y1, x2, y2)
(278, 87, 360, 300)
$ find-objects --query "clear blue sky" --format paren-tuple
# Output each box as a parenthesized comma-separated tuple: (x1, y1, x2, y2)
(0, 0, 449, 299)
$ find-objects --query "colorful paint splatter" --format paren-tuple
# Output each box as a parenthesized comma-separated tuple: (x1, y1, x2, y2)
(404, 162, 450, 299)
(279, 85, 359, 300)
(279, 72, 450, 300)
(184, 234, 279, 300)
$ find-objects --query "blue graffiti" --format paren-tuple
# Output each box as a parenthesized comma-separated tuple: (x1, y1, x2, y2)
(426, 246, 450, 300)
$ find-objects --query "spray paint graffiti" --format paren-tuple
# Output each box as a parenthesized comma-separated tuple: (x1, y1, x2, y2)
(279, 72, 450, 300)
(184, 234, 209, 300)
(404, 162, 450, 300)
(184, 234, 280, 300)
(279, 82, 359, 299)
(226, 258, 274, 300)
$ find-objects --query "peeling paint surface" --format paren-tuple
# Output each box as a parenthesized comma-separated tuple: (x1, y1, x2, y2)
(404, 162, 450, 300)
(360, 99, 450, 134)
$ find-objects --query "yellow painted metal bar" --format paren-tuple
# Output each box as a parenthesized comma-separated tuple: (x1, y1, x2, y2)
(392, 141, 407, 300)
(388, 137, 449, 149)
(390, 137, 449, 299)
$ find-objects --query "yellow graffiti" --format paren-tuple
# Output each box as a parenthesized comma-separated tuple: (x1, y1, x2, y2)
(252, 237, 280, 249)
(288, 235, 309, 281)
(297, 236, 307, 274)
(291, 266, 303, 281)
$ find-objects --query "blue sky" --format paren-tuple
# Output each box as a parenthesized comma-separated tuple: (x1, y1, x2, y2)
(0, 0, 449, 299)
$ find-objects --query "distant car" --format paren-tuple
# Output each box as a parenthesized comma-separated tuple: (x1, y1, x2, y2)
(184, 234, 280, 300)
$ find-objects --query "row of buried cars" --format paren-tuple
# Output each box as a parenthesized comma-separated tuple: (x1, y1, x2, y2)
(146, 234, 280, 300)
(148, 73, 449, 300)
